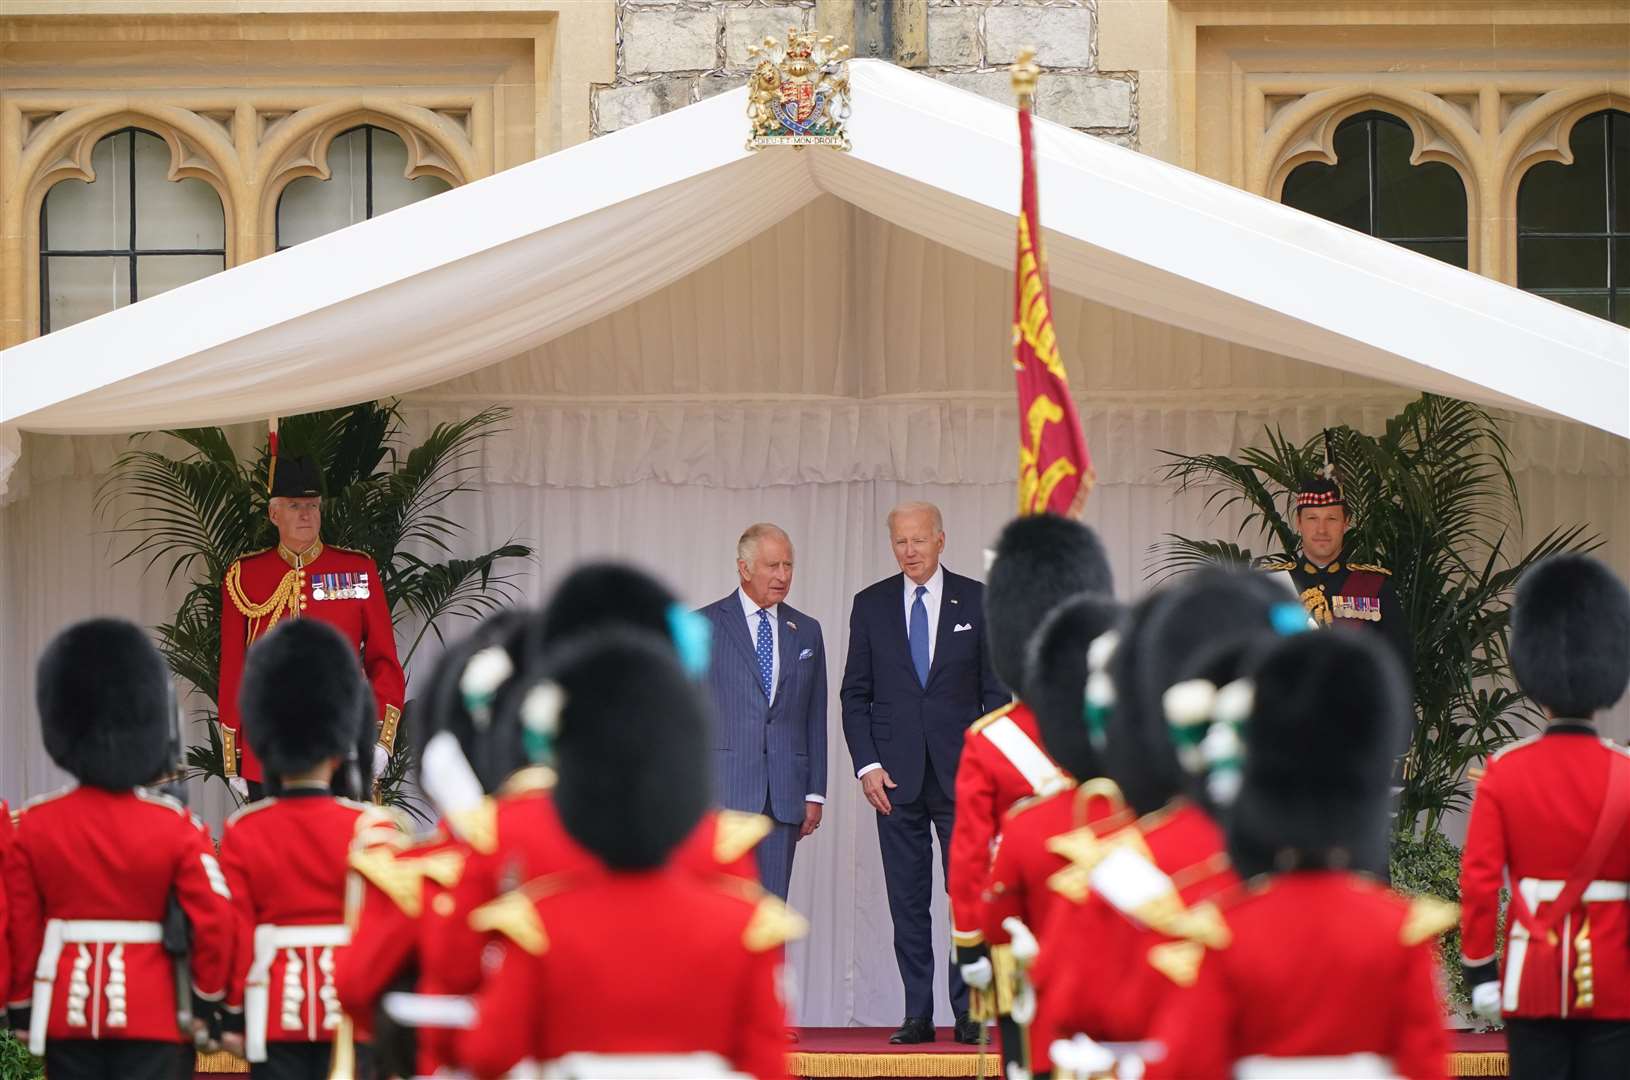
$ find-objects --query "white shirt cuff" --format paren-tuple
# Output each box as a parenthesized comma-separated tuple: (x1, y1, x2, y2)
(857, 762, 882, 779)
(805, 794, 825, 804)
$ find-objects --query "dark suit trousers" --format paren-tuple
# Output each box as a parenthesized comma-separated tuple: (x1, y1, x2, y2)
(876, 751, 968, 1020)
(1506, 1019, 1630, 1080)
(758, 795, 800, 901)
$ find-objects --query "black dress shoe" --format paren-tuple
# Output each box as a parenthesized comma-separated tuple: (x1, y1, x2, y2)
(953, 1014, 985, 1044)
(888, 1017, 935, 1044)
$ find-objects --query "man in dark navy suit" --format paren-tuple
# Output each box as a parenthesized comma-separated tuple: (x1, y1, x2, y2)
(840, 502, 1008, 1045)
(698, 522, 828, 901)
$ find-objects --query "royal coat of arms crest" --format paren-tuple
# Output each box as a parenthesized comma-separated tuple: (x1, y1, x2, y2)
(747, 29, 851, 151)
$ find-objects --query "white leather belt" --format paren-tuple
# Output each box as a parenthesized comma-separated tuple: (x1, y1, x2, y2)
(1235, 1054, 1397, 1079)
(1519, 877, 1630, 904)
(30, 919, 163, 1053)
(244, 923, 350, 1062)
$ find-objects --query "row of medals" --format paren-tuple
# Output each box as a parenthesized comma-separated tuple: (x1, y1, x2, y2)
(311, 576, 370, 602)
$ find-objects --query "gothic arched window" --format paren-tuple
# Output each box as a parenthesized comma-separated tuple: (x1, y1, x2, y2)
(275, 125, 452, 249)
(1517, 109, 1629, 325)
(1281, 110, 1469, 268)
(39, 127, 226, 333)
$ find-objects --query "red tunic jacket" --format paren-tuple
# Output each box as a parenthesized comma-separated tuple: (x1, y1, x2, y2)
(1461, 725, 1630, 1019)
(949, 702, 1066, 948)
(218, 791, 374, 1046)
(4, 786, 235, 1045)
(1031, 800, 1236, 1053)
(456, 866, 798, 1080)
(219, 544, 405, 782)
(0, 801, 14, 1016)
(1148, 873, 1454, 1080)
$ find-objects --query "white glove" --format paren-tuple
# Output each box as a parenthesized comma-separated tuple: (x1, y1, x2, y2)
(1471, 981, 1502, 1021)
(1010, 981, 1037, 1026)
(229, 776, 249, 802)
(1003, 917, 1040, 968)
(961, 956, 993, 990)
(372, 743, 390, 782)
(1050, 1034, 1116, 1076)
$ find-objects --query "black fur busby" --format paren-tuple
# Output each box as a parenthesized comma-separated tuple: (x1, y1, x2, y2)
(37, 618, 173, 789)
(240, 619, 367, 779)
(541, 628, 711, 870)
(541, 562, 680, 646)
(1227, 631, 1409, 879)
(985, 515, 1113, 691)
(1103, 569, 1290, 815)
(409, 608, 532, 796)
(1022, 592, 1123, 781)
(1510, 554, 1630, 719)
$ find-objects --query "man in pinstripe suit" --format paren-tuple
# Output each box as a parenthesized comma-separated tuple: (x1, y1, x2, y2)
(697, 522, 828, 900)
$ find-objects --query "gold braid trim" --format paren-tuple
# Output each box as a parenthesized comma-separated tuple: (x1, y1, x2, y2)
(224, 560, 301, 645)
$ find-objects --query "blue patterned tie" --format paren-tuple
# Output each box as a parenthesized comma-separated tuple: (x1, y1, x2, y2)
(909, 585, 930, 687)
(755, 609, 774, 699)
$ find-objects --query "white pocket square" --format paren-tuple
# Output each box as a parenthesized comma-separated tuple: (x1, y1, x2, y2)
(799, 648, 815, 660)
(954, 623, 974, 633)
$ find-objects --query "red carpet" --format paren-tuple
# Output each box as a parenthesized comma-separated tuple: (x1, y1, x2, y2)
(196, 1030, 1510, 1078)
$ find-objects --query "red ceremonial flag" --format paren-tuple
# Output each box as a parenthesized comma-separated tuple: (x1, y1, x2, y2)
(1011, 59, 1093, 517)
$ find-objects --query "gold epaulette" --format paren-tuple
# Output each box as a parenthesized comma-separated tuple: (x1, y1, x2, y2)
(1400, 896, 1460, 947)
(348, 843, 464, 918)
(1261, 559, 1296, 571)
(1347, 562, 1392, 576)
(446, 798, 499, 855)
(469, 890, 549, 956)
(742, 893, 809, 953)
(1147, 940, 1206, 987)
(498, 766, 557, 798)
(969, 701, 1019, 737)
(713, 810, 774, 865)
(329, 545, 377, 561)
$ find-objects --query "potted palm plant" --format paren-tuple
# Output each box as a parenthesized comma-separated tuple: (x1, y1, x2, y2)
(1151, 393, 1594, 1014)
(96, 402, 533, 812)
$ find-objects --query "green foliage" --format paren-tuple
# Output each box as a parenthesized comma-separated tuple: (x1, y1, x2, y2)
(1389, 830, 1475, 1019)
(97, 402, 533, 801)
(1151, 394, 1597, 836)
(0, 1029, 43, 1080)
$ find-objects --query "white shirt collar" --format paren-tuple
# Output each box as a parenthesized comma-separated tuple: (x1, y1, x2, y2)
(903, 564, 944, 600)
(738, 586, 778, 621)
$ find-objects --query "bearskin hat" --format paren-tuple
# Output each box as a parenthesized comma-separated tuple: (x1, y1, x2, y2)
(1227, 630, 1408, 879)
(37, 618, 173, 789)
(1022, 592, 1123, 781)
(985, 515, 1113, 691)
(537, 628, 711, 869)
(1103, 569, 1290, 815)
(541, 562, 681, 645)
(1510, 554, 1630, 719)
(410, 608, 532, 800)
(240, 619, 368, 779)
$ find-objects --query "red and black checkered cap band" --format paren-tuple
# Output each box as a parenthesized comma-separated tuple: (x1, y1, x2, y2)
(1297, 489, 1344, 508)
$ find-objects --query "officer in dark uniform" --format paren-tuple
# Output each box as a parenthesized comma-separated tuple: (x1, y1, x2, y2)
(1263, 476, 1412, 672)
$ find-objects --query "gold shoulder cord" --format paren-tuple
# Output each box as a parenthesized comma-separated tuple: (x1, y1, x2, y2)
(224, 561, 301, 645)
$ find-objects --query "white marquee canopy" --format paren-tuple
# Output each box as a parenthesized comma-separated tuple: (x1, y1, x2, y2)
(2, 59, 1625, 490)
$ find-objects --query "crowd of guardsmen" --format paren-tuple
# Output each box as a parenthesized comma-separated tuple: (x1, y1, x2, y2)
(1, 509, 1627, 1080)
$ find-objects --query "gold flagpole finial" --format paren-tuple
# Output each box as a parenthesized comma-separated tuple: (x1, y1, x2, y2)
(1011, 48, 1040, 105)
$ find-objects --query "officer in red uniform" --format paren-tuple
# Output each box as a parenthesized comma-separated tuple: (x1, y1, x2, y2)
(1461, 554, 1630, 1078)
(1032, 571, 1292, 1060)
(1135, 629, 1454, 1080)
(457, 629, 801, 1079)
(976, 593, 1128, 1077)
(217, 618, 394, 1079)
(218, 454, 405, 794)
(1, 798, 13, 1026)
(949, 515, 1112, 1056)
(1263, 474, 1411, 671)
(4, 619, 236, 1079)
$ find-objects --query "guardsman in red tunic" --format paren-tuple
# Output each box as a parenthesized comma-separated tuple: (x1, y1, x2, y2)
(1126, 627, 1455, 1080)
(1262, 473, 1412, 672)
(458, 630, 801, 1080)
(976, 594, 1129, 1078)
(950, 516, 1112, 1060)
(218, 453, 405, 794)
(4, 619, 235, 1080)
(1, 799, 13, 1026)
(1033, 571, 1294, 1062)
(216, 619, 395, 1079)
(1461, 554, 1630, 1078)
